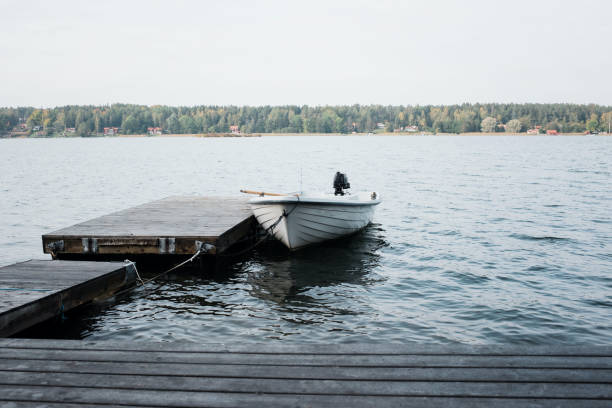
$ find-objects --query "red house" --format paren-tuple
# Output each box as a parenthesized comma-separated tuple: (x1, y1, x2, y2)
(103, 127, 119, 136)
(147, 127, 162, 135)
(546, 129, 559, 135)
(229, 125, 240, 134)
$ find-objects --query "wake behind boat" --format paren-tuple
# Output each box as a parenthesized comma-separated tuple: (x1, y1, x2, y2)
(243, 172, 381, 250)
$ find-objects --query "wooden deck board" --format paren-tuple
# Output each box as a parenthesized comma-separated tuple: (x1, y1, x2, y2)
(1, 358, 610, 382)
(0, 340, 609, 407)
(2, 370, 610, 398)
(0, 261, 134, 337)
(4, 338, 611, 356)
(46, 197, 251, 237)
(2, 386, 608, 408)
(42, 196, 255, 257)
(1, 347, 610, 368)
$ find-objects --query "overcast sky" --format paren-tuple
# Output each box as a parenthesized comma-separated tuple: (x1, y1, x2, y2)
(1, 0, 611, 107)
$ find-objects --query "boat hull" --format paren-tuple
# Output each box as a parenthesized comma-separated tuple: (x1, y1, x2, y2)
(250, 196, 380, 250)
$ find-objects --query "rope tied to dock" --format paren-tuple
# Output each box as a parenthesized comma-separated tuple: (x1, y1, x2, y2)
(113, 249, 204, 299)
(96, 196, 297, 296)
(124, 260, 144, 286)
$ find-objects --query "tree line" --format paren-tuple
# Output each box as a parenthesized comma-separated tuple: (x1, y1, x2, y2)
(1, 103, 611, 136)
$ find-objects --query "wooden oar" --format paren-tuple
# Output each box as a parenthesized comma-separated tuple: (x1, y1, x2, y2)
(240, 189, 288, 197)
(240, 189, 301, 197)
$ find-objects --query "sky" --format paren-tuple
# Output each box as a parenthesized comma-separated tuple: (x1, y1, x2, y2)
(1, 0, 611, 107)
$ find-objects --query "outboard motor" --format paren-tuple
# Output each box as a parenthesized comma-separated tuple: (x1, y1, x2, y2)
(333, 171, 350, 196)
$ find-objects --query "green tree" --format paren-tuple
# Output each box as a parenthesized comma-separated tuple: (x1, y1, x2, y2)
(166, 114, 180, 133)
(319, 109, 340, 133)
(481, 117, 496, 133)
(121, 115, 140, 134)
(26, 109, 44, 128)
(505, 119, 522, 133)
(455, 109, 477, 132)
(600, 111, 612, 133)
(179, 115, 198, 133)
(0, 113, 9, 132)
(288, 112, 303, 132)
(586, 113, 599, 132)
(76, 122, 90, 136)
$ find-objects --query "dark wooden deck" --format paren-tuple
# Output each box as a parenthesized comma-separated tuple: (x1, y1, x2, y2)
(0, 339, 609, 407)
(0, 260, 135, 337)
(42, 196, 256, 258)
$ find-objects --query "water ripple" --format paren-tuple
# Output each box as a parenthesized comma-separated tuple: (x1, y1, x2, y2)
(2, 135, 611, 344)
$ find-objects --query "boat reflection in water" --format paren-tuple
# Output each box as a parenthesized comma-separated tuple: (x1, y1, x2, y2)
(242, 224, 387, 306)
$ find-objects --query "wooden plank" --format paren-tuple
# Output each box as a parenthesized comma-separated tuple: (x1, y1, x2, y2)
(1, 370, 611, 398)
(44, 196, 251, 235)
(0, 402, 141, 408)
(0, 386, 608, 408)
(0, 261, 134, 337)
(0, 340, 610, 407)
(2, 338, 611, 356)
(2, 260, 128, 274)
(42, 196, 254, 256)
(0, 347, 610, 368)
(0, 359, 610, 383)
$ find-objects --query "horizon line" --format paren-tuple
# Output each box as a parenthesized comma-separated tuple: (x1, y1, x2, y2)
(3, 102, 612, 109)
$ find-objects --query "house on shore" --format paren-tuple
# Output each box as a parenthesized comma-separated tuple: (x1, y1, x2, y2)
(103, 127, 119, 136)
(394, 126, 419, 132)
(147, 127, 162, 135)
(527, 125, 542, 135)
(229, 125, 240, 134)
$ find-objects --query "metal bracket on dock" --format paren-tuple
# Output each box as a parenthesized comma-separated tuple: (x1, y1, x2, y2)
(81, 238, 98, 253)
(159, 237, 176, 254)
(195, 240, 216, 254)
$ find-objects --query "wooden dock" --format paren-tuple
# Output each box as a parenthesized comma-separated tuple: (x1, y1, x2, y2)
(0, 340, 609, 407)
(42, 196, 256, 259)
(0, 260, 135, 337)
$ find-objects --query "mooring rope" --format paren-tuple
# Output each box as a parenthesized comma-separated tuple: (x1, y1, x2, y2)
(113, 249, 203, 299)
(109, 196, 302, 296)
(124, 260, 144, 286)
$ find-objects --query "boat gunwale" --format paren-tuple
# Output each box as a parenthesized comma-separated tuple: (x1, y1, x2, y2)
(249, 198, 381, 207)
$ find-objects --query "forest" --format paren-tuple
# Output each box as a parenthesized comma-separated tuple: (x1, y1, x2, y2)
(1, 103, 611, 136)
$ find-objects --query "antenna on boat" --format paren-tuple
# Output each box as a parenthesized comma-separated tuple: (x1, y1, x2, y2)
(299, 167, 303, 195)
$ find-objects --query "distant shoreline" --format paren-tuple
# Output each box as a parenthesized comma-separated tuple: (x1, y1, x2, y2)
(1, 132, 608, 139)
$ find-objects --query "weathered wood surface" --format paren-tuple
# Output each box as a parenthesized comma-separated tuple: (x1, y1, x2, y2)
(0, 260, 133, 337)
(0, 339, 609, 407)
(42, 196, 255, 257)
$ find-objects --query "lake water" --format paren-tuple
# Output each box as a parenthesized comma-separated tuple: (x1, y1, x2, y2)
(1, 135, 610, 344)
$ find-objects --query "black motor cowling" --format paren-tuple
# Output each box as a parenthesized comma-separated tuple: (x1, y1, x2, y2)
(333, 172, 350, 196)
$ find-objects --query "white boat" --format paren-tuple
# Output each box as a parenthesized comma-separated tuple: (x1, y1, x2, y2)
(245, 173, 381, 250)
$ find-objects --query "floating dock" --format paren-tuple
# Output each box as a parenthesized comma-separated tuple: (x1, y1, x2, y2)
(0, 260, 135, 337)
(42, 196, 256, 259)
(0, 339, 610, 407)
